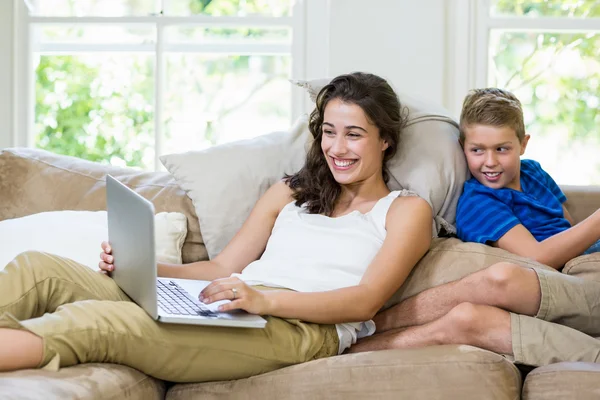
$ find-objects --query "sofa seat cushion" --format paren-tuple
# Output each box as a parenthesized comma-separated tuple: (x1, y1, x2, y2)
(0, 363, 165, 400)
(563, 252, 600, 282)
(522, 362, 600, 400)
(165, 345, 521, 400)
(0, 147, 206, 263)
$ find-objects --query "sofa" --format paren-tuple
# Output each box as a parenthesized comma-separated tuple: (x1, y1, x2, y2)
(1, 146, 600, 399)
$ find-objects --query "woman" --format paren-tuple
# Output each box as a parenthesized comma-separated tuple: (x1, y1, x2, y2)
(0, 72, 432, 382)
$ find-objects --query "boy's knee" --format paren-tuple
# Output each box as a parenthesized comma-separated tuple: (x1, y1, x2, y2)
(446, 302, 481, 331)
(483, 262, 524, 290)
(443, 303, 503, 343)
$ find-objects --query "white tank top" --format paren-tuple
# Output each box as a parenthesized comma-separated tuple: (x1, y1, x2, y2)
(233, 189, 416, 353)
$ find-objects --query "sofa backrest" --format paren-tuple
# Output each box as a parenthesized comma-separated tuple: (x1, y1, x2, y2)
(0, 147, 207, 263)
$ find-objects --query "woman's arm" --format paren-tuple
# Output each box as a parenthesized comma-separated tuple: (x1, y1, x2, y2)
(100, 181, 294, 280)
(203, 196, 433, 324)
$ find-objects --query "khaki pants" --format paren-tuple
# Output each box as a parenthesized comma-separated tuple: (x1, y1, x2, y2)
(510, 267, 600, 366)
(0, 251, 338, 382)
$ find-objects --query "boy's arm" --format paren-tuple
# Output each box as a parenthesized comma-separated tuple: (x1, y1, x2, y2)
(562, 205, 575, 226)
(494, 209, 600, 269)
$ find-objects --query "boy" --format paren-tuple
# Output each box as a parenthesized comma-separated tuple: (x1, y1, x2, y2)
(348, 88, 600, 368)
(456, 88, 600, 269)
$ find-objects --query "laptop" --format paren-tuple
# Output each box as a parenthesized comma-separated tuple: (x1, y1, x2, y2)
(106, 174, 267, 328)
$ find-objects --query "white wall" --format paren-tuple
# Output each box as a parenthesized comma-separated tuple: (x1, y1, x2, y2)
(327, 0, 447, 108)
(0, 1, 14, 149)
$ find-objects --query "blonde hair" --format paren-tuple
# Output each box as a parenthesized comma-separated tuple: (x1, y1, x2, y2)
(459, 88, 525, 143)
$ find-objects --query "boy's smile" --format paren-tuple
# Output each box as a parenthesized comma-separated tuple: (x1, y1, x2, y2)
(462, 124, 530, 191)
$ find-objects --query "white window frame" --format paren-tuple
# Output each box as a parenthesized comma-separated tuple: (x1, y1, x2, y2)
(0, 1, 15, 150)
(447, 0, 600, 116)
(11, 0, 330, 169)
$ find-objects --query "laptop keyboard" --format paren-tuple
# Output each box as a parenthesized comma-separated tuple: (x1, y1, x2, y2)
(157, 280, 218, 318)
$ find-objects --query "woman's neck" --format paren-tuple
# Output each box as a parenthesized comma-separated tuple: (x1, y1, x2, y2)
(333, 180, 391, 217)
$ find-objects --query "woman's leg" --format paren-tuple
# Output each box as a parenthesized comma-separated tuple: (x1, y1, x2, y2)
(0, 328, 43, 370)
(0, 251, 129, 320)
(0, 300, 338, 382)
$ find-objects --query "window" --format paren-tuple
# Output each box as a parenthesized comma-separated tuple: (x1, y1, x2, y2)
(18, 0, 303, 170)
(475, 0, 600, 185)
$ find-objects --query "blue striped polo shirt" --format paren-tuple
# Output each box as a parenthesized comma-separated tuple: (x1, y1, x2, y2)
(456, 159, 571, 244)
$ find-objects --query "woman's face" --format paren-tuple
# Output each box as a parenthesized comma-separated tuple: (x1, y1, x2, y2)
(320, 98, 389, 186)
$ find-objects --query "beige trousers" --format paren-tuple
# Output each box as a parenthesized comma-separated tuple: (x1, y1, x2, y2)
(510, 266, 600, 366)
(0, 251, 338, 382)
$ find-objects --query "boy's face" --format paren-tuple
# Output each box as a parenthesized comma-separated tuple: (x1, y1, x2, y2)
(462, 124, 530, 191)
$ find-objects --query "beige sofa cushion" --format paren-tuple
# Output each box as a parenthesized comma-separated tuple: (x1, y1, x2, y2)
(522, 362, 600, 400)
(562, 185, 600, 224)
(384, 237, 553, 309)
(562, 252, 600, 282)
(166, 345, 521, 400)
(0, 364, 165, 400)
(0, 148, 207, 263)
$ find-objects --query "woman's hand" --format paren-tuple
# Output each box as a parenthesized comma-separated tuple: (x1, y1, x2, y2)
(98, 241, 114, 275)
(199, 277, 272, 315)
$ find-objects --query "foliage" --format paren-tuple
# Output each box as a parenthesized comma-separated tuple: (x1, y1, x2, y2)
(492, 0, 600, 18)
(188, 0, 290, 16)
(35, 0, 597, 178)
(491, 0, 600, 142)
(35, 55, 155, 168)
(34, 0, 291, 169)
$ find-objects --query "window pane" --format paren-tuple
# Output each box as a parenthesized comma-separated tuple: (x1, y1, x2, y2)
(35, 54, 155, 169)
(35, 25, 155, 45)
(491, 0, 600, 18)
(489, 31, 600, 185)
(30, 0, 157, 16)
(165, 0, 293, 16)
(163, 54, 291, 155)
(164, 26, 290, 45)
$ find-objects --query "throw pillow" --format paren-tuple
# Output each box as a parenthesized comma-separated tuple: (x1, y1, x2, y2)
(0, 210, 187, 271)
(0, 147, 206, 263)
(161, 115, 310, 259)
(291, 78, 470, 236)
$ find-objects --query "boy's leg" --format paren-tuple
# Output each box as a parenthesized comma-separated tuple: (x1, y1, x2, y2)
(511, 313, 600, 366)
(351, 303, 512, 355)
(534, 267, 600, 336)
(375, 262, 600, 336)
(0, 251, 129, 320)
(0, 300, 338, 383)
(374, 262, 541, 332)
(353, 303, 600, 367)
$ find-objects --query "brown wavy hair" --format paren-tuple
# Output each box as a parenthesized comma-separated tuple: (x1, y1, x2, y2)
(285, 72, 407, 216)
